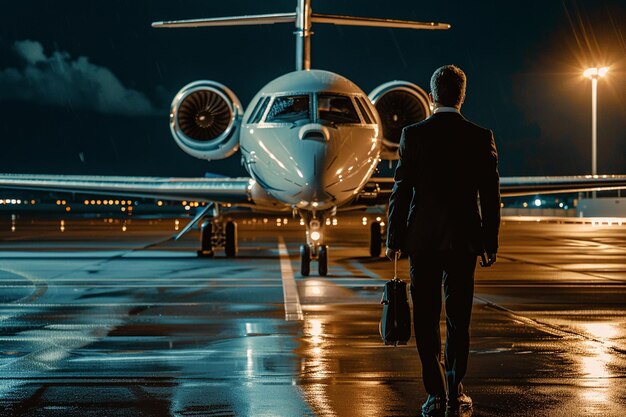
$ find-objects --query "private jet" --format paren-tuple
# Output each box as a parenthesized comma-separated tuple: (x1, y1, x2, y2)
(2, 0, 626, 276)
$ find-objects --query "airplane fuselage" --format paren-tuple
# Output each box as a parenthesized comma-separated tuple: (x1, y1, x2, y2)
(240, 70, 382, 212)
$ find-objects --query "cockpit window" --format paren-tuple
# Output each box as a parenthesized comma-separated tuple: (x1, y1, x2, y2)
(355, 96, 374, 124)
(265, 95, 310, 123)
(248, 96, 271, 124)
(317, 94, 361, 124)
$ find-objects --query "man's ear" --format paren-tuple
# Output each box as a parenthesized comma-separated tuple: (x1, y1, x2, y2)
(428, 92, 434, 104)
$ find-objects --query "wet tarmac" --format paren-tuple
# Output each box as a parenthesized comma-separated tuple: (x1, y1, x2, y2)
(0, 215, 625, 416)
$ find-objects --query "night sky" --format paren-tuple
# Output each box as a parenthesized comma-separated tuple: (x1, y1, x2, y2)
(1, 0, 624, 178)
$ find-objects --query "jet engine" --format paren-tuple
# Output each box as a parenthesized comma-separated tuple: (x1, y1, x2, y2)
(368, 81, 431, 160)
(170, 80, 243, 161)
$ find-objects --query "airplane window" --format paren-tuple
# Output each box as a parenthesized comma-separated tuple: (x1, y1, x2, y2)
(265, 95, 310, 123)
(355, 97, 373, 124)
(317, 94, 361, 124)
(248, 96, 271, 124)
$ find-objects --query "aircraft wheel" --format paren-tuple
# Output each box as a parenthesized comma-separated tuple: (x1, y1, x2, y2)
(197, 220, 214, 257)
(370, 221, 382, 257)
(318, 245, 328, 277)
(224, 221, 238, 257)
(300, 244, 311, 277)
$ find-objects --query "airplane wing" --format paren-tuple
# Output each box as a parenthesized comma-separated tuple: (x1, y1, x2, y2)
(499, 175, 626, 197)
(3, 173, 626, 208)
(0, 174, 253, 204)
(355, 175, 626, 206)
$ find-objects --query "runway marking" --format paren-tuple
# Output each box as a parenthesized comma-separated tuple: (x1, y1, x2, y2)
(0, 265, 48, 305)
(347, 260, 381, 279)
(474, 295, 626, 356)
(498, 253, 626, 283)
(278, 237, 303, 321)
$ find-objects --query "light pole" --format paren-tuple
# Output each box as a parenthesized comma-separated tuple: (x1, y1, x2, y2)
(583, 67, 609, 177)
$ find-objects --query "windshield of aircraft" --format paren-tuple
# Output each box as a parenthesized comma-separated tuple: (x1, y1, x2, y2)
(265, 95, 311, 123)
(317, 94, 361, 124)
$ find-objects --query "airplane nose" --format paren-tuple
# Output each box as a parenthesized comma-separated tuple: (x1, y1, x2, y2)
(298, 123, 330, 142)
(296, 141, 334, 207)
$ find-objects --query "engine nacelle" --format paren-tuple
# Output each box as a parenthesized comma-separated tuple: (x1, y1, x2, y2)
(170, 80, 242, 161)
(368, 81, 431, 160)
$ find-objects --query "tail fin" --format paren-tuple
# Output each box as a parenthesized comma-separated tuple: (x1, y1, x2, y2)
(152, 13, 449, 31)
(152, 0, 450, 70)
(151, 13, 297, 29)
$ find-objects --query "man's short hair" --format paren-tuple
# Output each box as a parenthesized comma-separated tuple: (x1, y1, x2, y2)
(430, 65, 466, 107)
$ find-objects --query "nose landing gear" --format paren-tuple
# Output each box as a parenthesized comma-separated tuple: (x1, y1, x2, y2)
(299, 217, 328, 277)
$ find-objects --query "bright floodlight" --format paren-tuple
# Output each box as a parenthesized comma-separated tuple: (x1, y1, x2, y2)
(584, 67, 609, 78)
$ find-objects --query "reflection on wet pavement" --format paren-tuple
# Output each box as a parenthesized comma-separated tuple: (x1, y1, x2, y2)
(0, 217, 624, 416)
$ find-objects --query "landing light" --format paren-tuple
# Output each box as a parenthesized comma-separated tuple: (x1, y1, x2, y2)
(310, 231, 321, 241)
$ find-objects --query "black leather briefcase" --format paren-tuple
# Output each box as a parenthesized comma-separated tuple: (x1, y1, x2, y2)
(379, 252, 411, 346)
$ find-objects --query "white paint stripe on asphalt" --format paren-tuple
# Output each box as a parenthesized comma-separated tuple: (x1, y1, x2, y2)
(278, 237, 303, 321)
(348, 260, 381, 279)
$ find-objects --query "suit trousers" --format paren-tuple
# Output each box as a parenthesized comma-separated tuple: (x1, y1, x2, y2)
(409, 250, 476, 397)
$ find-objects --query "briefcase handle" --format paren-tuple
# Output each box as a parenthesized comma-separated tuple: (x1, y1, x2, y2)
(393, 251, 400, 281)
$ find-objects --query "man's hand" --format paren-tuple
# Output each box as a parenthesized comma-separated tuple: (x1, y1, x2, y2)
(386, 248, 401, 260)
(480, 252, 497, 267)
(486, 252, 497, 266)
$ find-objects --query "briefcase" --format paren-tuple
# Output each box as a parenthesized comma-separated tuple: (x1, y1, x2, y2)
(379, 252, 411, 346)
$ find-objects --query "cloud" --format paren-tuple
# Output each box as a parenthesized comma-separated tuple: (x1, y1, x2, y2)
(0, 40, 159, 116)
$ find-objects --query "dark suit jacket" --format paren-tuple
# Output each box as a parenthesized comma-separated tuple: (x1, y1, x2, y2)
(386, 111, 500, 255)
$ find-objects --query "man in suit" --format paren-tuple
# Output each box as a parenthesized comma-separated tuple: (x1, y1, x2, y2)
(386, 65, 500, 417)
